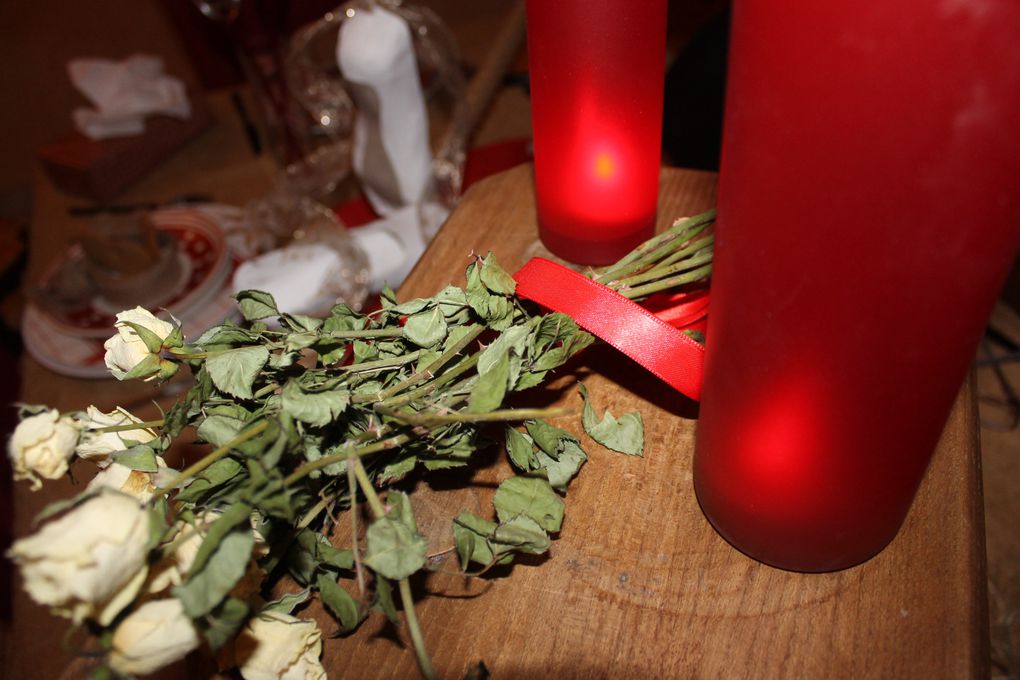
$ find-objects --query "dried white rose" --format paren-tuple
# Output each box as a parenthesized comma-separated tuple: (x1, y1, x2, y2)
(7, 491, 150, 624)
(85, 457, 169, 503)
(103, 307, 174, 381)
(75, 405, 157, 467)
(108, 598, 200, 676)
(235, 611, 327, 680)
(8, 409, 79, 490)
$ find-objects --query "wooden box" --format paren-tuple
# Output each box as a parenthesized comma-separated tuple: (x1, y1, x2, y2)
(37, 94, 210, 202)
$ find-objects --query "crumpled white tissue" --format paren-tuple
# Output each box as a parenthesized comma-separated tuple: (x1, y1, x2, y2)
(349, 205, 428, 292)
(69, 54, 191, 140)
(233, 244, 349, 318)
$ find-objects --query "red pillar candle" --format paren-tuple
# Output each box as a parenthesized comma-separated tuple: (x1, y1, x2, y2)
(526, 0, 667, 265)
(695, 1, 1020, 572)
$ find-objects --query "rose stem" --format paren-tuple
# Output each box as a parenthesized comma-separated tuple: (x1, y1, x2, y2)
(350, 458, 437, 680)
(90, 419, 165, 433)
(153, 420, 270, 496)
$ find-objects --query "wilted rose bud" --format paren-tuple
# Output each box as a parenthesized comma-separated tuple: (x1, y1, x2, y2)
(103, 307, 176, 381)
(7, 490, 150, 624)
(85, 457, 170, 503)
(75, 405, 157, 467)
(8, 408, 79, 490)
(108, 598, 200, 676)
(234, 611, 327, 680)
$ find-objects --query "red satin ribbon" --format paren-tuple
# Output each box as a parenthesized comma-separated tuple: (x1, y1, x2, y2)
(513, 257, 707, 401)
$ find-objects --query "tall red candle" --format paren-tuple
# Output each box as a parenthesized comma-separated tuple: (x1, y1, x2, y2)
(695, 1, 1020, 571)
(526, 0, 666, 265)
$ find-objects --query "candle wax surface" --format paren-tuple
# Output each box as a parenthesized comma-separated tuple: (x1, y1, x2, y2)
(526, 0, 666, 265)
(696, 1, 1020, 571)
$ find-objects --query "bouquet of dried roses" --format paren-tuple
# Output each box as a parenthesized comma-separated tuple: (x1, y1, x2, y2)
(6, 210, 714, 679)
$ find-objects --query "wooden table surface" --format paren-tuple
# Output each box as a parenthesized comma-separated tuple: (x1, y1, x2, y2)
(5, 110, 988, 678)
(315, 164, 989, 679)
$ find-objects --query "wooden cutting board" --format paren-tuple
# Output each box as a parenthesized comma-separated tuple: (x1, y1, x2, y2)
(315, 164, 987, 679)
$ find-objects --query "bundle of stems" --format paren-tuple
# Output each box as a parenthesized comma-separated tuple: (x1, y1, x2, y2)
(9, 209, 715, 680)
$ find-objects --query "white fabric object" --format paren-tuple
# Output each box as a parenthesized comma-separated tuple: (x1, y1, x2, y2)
(233, 244, 347, 316)
(337, 7, 433, 215)
(69, 54, 191, 139)
(349, 205, 428, 291)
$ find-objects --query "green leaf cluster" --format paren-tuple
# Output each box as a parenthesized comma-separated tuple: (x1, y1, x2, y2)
(21, 210, 718, 679)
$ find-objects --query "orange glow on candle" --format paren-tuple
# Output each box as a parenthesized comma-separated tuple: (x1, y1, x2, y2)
(594, 152, 615, 180)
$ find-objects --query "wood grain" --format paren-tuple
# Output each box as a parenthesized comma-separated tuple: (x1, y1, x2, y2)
(318, 164, 988, 679)
(7, 151, 986, 678)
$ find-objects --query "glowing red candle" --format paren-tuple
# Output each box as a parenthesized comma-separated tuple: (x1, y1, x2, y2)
(695, 1, 1020, 572)
(526, 0, 666, 265)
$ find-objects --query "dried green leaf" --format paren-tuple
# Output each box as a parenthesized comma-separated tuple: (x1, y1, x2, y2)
(479, 253, 516, 295)
(189, 503, 253, 575)
(316, 341, 349, 366)
(254, 485, 297, 523)
(282, 313, 323, 332)
(505, 427, 537, 472)
(111, 445, 159, 472)
(435, 286, 470, 322)
(316, 573, 363, 633)
(524, 419, 578, 458)
(403, 306, 448, 348)
(260, 419, 291, 469)
(579, 383, 645, 456)
(205, 346, 269, 399)
(327, 302, 364, 325)
(363, 512, 427, 580)
(492, 476, 565, 533)
(478, 325, 529, 375)
(485, 296, 515, 331)
(468, 347, 508, 413)
(390, 297, 431, 315)
(492, 514, 550, 555)
(201, 596, 249, 651)
(378, 454, 418, 484)
(386, 491, 419, 531)
(535, 440, 587, 490)
(281, 380, 350, 427)
(379, 284, 398, 308)
(234, 290, 279, 321)
(303, 440, 344, 477)
(513, 369, 549, 392)
(174, 529, 255, 618)
(443, 324, 478, 352)
(195, 406, 248, 446)
(453, 511, 498, 567)
(193, 323, 257, 348)
(174, 458, 245, 505)
(146, 502, 169, 552)
(286, 529, 354, 584)
(285, 332, 319, 351)
(317, 537, 354, 571)
(373, 577, 400, 624)
(261, 589, 311, 615)
(683, 328, 705, 344)
(286, 530, 320, 585)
